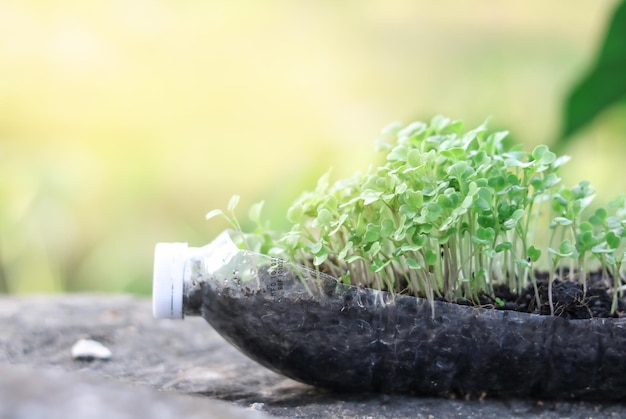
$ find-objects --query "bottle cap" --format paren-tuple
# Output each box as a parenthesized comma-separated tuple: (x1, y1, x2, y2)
(153, 242, 188, 319)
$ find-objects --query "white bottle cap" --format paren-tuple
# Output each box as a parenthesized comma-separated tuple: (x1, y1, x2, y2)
(152, 242, 188, 319)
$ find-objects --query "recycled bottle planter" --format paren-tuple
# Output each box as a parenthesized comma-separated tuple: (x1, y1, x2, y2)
(153, 231, 626, 400)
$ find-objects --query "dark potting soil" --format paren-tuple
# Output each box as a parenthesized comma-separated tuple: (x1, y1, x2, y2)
(192, 265, 626, 400)
(315, 256, 625, 319)
(485, 272, 626, 319)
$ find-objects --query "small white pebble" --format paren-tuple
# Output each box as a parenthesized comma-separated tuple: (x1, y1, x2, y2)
(250, 403, 265, 411)
(71, 339, 112, 360)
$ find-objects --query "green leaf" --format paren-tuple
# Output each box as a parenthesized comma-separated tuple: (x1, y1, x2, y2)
(572, 180, 595, 200)
(477, 214, 496, 229)
(327, 213, 346, 236)
(205, 209, 225, 221)
(313, 208, 332, 228)
(484, 131, 508, 154)
(411, 231, 428, 247)
(607, 253, 617, 265)
(532, 144, 548, 158)
(607, 231, 621, 249)
(478, 226, 495, 241)
(314, 253, 329, 266)
(430, 115, 452, 132)
(592, 244, 614, 255)
(578, 230, 596, 251)
(607, 216, 623, 230)
(552, 194, 569, 209)
(309, 242, 324, 254)
(248, 201, 265, 225)
(338, 241, 353, 259)
(553, 216, 573, 226)
(227, 195, 240, 213)
(364, 224, 381, 243)
(476, 187, 493, 209)
(398, 121, 427, 139)
(487, 175, 506, 190)
(346, 254, 363, 264)
(395, 182, 408, 195)
(380, 218, 396, 237)
(425, 249, 438, 266)
(589, 208, 608, 226)
(505, 157, 534, 169)
(549, 239, 578, 258)
(281, 231, 301, 249)
(407, 149, 421, 167)
(502, 208, 525, 230)
(560, 239, 577, 255)
(286, 203, 304, 224)
(552, 155, 571, 169)
(423, 202, 443, 222)
(460, 194, 474, 209)
(440, 119, 464, 135)
(368, 241, 382, 257)
(405, 258, 421, 269)
(315, 169, 332, 194)
(400, 243, 422, 252)
(402, 189, 423, 208)
(387, 145, 408, 161)
(471, 227, 495, 245)
(440, 147, 466, 160)
(448, 161, 472, 180)
(579, 221, 594, 232)
(438, 227, 457, 244)
(532, 145, 556, 166)
(527, 245, 542, 262)
(559, 0, 626, 142)
(495, 242, 512, 253)
(475, 197, 491, 212)
(360, 189, 382, 205)
(369, 258, 391, 273)
(436, 194, 452, 209)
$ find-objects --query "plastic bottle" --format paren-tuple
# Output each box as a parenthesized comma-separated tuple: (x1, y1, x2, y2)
(152, 230, 332, 319)
(152, 230, 240, 319)
(153, 230, 626, 400)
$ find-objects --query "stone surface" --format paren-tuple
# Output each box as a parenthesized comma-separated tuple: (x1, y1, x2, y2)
(0, 363, 270, 419)
(1, 294, 625, 418)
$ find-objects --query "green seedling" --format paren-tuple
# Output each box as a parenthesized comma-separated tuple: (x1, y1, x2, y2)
(208, 116, 626, 314)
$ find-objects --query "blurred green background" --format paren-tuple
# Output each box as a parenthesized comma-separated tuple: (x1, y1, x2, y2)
(1, 0, 625, 294)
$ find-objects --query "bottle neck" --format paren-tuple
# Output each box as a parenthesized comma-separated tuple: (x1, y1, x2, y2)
(181, 248, 204, 317)
(179, 231, 242, 317)
(152, 230, 247, 319)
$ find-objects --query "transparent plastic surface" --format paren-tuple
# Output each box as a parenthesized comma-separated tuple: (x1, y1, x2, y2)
(157, 231, 626, 399)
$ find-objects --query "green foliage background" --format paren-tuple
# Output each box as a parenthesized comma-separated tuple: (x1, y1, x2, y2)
(0, 0, 624, 294)
(559, 0, 626, 144)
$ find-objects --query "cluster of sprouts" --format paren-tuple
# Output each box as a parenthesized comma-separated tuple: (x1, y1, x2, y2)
(209, 117, 626, 314)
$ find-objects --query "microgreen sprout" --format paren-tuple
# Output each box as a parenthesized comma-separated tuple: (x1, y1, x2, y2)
(208, 116, 626, 315)
(206, 195, 281, 256)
